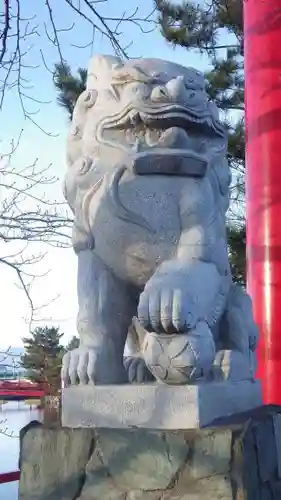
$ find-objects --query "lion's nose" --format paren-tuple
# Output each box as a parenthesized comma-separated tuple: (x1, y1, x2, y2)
(165, 76, 186, 99)
(151, 76, 186, 102)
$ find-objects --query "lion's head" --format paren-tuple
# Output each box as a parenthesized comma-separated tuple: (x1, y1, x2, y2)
(65, 55, 231, 245)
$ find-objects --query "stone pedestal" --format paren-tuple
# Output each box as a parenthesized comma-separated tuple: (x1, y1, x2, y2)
(62, 381, 262, 429)
(19, 406, 281, 500)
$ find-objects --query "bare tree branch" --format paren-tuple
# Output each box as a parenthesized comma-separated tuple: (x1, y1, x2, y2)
(0, 132, 73, 326)
(0, 419, 19, 438)
(0, 0, 156, 120)
(0, 1, 155, 328)
(0, 0, 10, 63)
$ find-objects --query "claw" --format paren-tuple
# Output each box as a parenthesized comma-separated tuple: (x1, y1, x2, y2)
(124, 356, 154, 383)
(61, 351, 71, 388)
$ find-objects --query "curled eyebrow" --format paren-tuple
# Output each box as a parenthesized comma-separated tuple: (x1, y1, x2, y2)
(110, 66, 166, 86)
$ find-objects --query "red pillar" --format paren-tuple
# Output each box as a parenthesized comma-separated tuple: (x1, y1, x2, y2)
(244, 0, 281, 404)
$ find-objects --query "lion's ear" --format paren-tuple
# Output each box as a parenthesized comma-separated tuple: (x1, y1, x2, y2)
(87, 54, 123, 89)
(79, 89, 98, 109)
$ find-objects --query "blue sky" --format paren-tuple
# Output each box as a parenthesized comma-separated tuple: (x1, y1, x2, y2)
(0, 0, 214, 348)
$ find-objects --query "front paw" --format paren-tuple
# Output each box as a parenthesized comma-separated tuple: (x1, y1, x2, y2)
(62, 346, 128, 385)
(124, 356, 154, 383)
(211, 350, 252, 382)
(138, 278, 197, 334)
(62, 346, 98, 386)
(137, 261, 227, 334)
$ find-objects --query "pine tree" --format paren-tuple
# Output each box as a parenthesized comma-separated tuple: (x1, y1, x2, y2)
(66, 335, 80, 351)
(155, 0, 246, 284)
(53, 62, 87, 121)
(21, 326, 64, 395)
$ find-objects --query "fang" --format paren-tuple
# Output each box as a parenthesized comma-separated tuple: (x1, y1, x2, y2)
(129, 112, 142, 127)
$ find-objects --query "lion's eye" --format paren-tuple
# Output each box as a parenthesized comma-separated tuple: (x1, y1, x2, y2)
(184, 89, 196, 99)
(151, 72, 166, 84)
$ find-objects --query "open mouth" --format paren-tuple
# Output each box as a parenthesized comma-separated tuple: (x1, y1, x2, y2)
(100, 105, 225, 153)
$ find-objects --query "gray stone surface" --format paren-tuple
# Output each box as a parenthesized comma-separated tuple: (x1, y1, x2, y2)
(19, 426, 94, 500)
(19, 406, 281, 500)
(61, 54, 258, 388)
(80, 429, 188, 498)
(62, 381, 262, 429)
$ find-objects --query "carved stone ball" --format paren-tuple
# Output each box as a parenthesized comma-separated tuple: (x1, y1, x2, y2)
(142, 321, 216, 385)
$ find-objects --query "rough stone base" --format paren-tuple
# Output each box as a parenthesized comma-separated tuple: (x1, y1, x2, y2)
(62, 381, 262, 429)
(19, 406, 281, 500)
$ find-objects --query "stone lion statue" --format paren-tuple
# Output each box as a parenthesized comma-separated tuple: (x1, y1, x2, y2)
(62, 55, 258, 386)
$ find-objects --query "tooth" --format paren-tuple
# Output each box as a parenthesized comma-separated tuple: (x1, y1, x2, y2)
(145, 130, 153, 146)
(133, 138, 141, 152)
(145, 129, 163, 147)
(129, 111, 141, 127)
(126, 130, 134, 144)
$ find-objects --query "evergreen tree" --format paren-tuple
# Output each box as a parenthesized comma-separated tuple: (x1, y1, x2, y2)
(53, 62, 87, 121)
(66, 335, 80, 351)
(155, 0, 246, 284)
(227, 225, 246, 286)
(21, 326, 64, 395)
